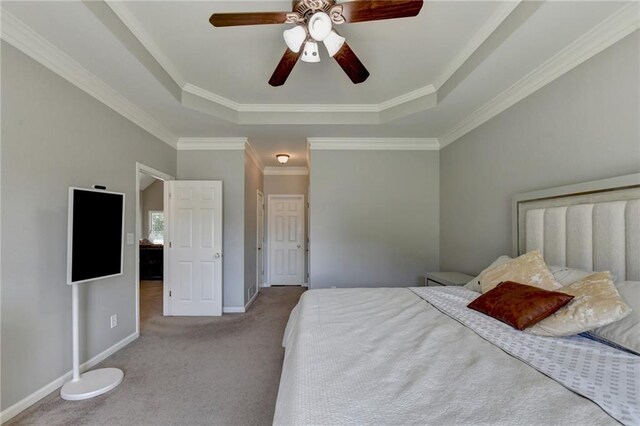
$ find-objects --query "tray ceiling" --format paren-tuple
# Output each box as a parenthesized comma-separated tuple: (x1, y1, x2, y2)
(1, 1, 637, 167)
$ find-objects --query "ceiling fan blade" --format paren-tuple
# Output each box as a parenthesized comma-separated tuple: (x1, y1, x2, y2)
(269, 48, 303, 87)
(333, 42, 369, 84)
(339, 1, 424, 24)
(210, 12, 290, 27)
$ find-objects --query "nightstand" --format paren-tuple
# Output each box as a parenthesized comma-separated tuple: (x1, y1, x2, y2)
(425, 272, 473, 287)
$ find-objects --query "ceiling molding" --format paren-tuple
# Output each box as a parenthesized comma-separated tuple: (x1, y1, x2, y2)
(308, 138, 440, 151)
(176, 137, 247, 151)
(245, 141, 265, 171)
(433, 1, 520, 90)
(104, 0, 187, 88)
(0, 9, 178, 148)
(439, 3, 640, 148)
(263, 167, 309, 176)
(100, 1, 506, 124)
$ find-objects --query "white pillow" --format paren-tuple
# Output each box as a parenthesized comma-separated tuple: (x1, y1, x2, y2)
(550, 266, 617, 285)
(587, 281, 639, 354)
(463, 255, 512, 293)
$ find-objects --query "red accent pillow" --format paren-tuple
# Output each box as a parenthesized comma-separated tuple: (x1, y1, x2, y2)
(467, 281, 574, 330)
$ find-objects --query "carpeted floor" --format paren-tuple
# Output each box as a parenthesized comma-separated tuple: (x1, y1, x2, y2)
(8, 282, 305, 425)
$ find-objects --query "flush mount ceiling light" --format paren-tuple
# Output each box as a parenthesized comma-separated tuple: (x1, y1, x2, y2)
(210, 0, 424, 86)
(276, 154, 290, 164)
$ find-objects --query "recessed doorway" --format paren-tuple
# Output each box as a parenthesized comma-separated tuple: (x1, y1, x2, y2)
(135, 163, 174, 333)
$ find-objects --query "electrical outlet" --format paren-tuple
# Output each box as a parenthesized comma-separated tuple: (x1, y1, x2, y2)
(110, 314, 118, 329)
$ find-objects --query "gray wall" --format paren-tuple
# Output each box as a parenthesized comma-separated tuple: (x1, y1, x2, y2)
(440, 31, 640, 276)
(309, 150, 439, 288)
(177, 150, 245, 308)
(142, 179, 163, 239)
(243, 154, 263, 304)
(1, 43, 177, 410)
(264, 174, 309, 283)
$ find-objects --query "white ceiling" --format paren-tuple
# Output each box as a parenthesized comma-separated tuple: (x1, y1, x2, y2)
(1, 1, 636, 167)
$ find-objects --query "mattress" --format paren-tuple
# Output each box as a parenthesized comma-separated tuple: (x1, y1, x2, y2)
(274, 286, 638, 425)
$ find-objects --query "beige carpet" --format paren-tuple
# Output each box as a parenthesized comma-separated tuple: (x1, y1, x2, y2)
(8, 282, 305, 425)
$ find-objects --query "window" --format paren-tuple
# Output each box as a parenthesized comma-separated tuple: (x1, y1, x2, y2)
(148, 211, 164, 244)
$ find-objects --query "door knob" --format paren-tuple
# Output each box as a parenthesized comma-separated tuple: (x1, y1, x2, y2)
(297, 244, 301, 249)
(214, 253, 221, 259)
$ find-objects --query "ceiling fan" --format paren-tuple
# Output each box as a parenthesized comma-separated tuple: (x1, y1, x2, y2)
(209, 0, 424, 87)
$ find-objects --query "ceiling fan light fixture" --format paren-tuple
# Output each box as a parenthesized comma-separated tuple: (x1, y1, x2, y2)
(308, 12, 333, 41)
(323, 30, 345, 57)
(276, 154, 290, 164)
(283, 25, 307, 53)
(301, 40, 321, 63)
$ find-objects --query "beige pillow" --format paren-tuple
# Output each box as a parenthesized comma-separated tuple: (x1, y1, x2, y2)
(479, 251, 560, 293)
(526, 272, 632, 337)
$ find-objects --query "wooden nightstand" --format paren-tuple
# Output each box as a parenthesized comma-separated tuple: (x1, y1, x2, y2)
(425, 272, 473, 287)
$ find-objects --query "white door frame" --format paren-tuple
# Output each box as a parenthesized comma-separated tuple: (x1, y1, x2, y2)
(257, 189, 265, 294)
(266, 194, 305, 286)
(135, 162, 174, 334)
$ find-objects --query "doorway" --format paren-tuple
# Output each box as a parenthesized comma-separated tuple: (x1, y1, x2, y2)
(267, 194, 305, 286)
(135, 163, 174, 334)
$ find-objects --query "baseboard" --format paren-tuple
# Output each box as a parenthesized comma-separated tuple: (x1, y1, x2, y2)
(0, 331, 139, 424)
(244, 291, 259, 312)
(223, 306, 245, 313)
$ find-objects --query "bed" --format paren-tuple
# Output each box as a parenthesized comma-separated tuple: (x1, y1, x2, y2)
(274, 174, 640, 425)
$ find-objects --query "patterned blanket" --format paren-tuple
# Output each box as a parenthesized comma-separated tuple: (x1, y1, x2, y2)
(411, 286, 640, 425)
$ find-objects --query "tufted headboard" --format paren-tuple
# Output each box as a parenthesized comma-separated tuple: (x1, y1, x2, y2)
(512, 173, 640, 282)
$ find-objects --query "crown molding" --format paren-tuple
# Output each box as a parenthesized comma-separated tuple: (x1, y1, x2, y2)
(433, 1, 520, 89)
(104, 0, 187, 88)
(439, 3, 640, 148)
(0, 9, 178, 149)
(263, 167, 309, 176)
(308, 138, 440, 151)
(177, 137, 248, 150)
(245, 141, 265, 171)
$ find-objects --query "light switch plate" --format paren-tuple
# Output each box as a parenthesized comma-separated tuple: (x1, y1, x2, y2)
(126, 233, 134, 245)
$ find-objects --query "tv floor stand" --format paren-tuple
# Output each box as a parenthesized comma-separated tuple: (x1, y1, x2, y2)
(60, 282, 124, 400)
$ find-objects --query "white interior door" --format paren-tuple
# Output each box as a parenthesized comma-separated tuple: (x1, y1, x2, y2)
(167, 181, 222, 316)
(257, 191, 265, 291)
(268, 195, 304, 286)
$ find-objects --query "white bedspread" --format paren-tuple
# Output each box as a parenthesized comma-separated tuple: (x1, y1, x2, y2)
(274, 287, 627, 426)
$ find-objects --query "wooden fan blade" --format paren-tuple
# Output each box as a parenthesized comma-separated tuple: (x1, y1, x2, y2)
(340, 1, 423, 24)
(269, 48, 303, 87)
(333, 42, 369, 84)
(210, 12, 290, 27)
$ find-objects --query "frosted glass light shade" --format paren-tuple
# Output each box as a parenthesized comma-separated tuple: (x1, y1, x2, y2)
(308, 12, 332, 41)
(323, 31, 345, 57)
(276, 154, 290, 164)
(283, 25, 307, 53)
(301, 41, 320, 63)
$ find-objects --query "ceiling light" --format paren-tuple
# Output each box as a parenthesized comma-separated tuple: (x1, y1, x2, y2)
(323, 30, 345, 57)
(301, 41, 320, 63)
(283, 25, 307, 53)
(276, 154, 290, 164)
(308, 12, 333, 42)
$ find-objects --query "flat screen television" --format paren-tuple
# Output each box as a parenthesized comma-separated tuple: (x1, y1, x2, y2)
(67, 187, 125, 285)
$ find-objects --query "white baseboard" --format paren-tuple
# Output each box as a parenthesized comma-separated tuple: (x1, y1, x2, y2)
(0, 331, 139, 424)
(244, 291, 259, 312)
(223, 306, 245, 313)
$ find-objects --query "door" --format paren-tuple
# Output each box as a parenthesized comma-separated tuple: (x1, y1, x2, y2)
(257, 190, 265, 292)
(167, 181, 223, 316)
(268, 195, 304, 286)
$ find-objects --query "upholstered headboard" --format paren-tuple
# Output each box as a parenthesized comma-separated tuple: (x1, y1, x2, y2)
(512, 173, 640, 282)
